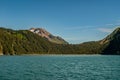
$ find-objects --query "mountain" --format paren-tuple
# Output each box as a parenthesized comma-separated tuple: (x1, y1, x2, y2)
(0, 27, 55, 55)
(29, 28, 68, 44)
(100, 27, 120, 55)
(0, 27, 120, 55)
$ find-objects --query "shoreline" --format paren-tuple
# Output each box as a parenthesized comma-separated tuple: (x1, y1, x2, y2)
(1, 54, 119, 56)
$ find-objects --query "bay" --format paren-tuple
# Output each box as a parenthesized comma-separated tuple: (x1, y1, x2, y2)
(0, 55, 120, 80)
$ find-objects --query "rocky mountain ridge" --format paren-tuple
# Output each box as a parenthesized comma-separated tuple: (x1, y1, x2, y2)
(29, 28, 68, 44)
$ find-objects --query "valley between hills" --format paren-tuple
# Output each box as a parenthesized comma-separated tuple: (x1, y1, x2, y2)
(0, 27, 120, 55)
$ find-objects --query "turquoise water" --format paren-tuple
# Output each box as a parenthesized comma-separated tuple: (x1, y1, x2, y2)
(0, 55, 120, 80)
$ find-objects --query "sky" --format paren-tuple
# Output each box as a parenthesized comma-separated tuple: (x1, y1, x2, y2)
(0, 0, 120, 44)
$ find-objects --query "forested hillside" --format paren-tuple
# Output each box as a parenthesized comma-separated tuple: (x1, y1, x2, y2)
(0, 27, 120, 55)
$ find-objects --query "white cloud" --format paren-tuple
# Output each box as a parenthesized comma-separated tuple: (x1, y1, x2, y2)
(105, 20, 120, 26)
(64, 37, 80, 41)
(98, 28, 114, 33)
(105, 24, 114, 26)
(64, 26, 96, 30)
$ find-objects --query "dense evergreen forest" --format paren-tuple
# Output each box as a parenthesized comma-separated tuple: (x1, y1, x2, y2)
(0, 27, 120, 55)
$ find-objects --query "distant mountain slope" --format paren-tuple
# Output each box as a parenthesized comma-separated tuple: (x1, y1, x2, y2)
(100, 27, 120, 55)
(29, 28, 68, 44)
(0, 27, 120, 55)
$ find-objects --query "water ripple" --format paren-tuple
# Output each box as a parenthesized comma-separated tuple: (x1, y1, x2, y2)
(0, 55, 120, 80)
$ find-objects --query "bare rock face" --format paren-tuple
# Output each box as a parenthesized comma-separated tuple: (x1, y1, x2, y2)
(29, 28, 68, 44)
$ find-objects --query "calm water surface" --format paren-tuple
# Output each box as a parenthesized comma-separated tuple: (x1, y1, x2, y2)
(0, 55, 120, 80)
